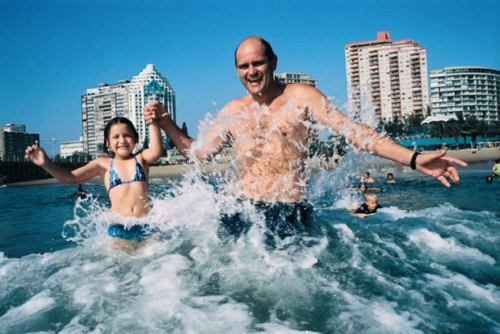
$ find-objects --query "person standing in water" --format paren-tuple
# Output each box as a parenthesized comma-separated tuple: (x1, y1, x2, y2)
(68, 183, 88, 199)
(360, 172, 375, 183)
(386, 173, 396, 184)
(492, 159, 500, 177)
(143, 36, 467, 234)
(25, 117, 162, 250)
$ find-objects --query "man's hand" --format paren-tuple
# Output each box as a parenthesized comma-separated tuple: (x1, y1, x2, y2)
(143, 101, 169, 126)
(416, 150, 468, 187)
(25, 144, 48, 167)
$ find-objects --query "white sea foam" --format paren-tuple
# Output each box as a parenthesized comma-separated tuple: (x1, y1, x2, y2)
(425, 272, 500, 305)
(3, 95, 499, 333)
(373, 233, 407, 260)
(0, 290, 55, 328)
(408, 228, 495, 265)
(332, 283, 424, 334)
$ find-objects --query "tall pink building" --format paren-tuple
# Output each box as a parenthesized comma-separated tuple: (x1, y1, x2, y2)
(345, 32, 429, 123)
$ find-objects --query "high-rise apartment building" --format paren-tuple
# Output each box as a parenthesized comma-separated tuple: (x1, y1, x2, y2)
(81, 81, 130, 157)
(345, 32, 429, 123)
(430, 66, 500, 122)
(81, 64, 176, 157)
(0, 124, 39, 161)
(0, 124, 26, 133)
(275, 72, 317, 87)
(127, 64, 176, 145)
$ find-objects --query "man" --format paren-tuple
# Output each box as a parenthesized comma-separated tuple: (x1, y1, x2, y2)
(143, 36, 467, 230)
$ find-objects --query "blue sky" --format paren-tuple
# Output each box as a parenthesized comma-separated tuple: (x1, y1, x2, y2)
(1, 0, 499, 153)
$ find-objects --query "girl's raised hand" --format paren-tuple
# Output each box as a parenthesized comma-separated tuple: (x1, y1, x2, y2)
(25, 144, 48, 167)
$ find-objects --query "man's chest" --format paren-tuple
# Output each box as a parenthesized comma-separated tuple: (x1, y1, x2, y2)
(230, 110, 310, 151)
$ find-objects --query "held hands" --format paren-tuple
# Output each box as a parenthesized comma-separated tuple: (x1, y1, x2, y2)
(143, 101, 169, 126)
(415, 150, 468, 187)
(25, 144, 49, 167)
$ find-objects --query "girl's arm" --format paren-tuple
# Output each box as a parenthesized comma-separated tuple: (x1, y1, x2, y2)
(25, 144, 103, 184)
(141, 119, 163, 164)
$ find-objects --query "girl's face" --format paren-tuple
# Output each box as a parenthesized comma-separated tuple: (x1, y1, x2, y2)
(107, 123, 137, 159)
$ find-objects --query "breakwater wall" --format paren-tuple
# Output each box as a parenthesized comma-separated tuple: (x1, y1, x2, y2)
(0, 162, 86, 184)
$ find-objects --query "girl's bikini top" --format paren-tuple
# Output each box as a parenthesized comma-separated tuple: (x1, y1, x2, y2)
(108, 156, 147, 192)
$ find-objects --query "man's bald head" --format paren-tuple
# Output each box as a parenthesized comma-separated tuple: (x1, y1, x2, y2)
(234, 37, 277, 66)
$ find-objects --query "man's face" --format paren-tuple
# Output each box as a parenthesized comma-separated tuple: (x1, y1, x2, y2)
(235, 39, 276, 96)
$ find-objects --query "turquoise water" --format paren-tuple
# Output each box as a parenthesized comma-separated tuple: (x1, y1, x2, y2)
(0, 163, 499, 333)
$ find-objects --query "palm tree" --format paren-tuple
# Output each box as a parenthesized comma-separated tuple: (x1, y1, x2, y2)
(487, 120, 500, 138)
(425, 104, 432, 117)
(181, 122, 189, 137)
(444, 121, 461, 148)
(383, 121, 405, 138)
(404, 114, 424, 134)
(428, 122, 445, 141)
(461, 115, 479, 148)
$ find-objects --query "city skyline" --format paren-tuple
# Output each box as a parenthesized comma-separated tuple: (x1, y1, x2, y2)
(1, 0, 499, 153)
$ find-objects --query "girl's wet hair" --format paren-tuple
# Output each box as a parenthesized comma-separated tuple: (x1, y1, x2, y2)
(103, 117, 139, 155)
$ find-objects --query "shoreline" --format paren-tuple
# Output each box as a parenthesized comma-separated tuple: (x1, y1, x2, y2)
(7, 164, 230, 187)
(7, 147, 499, 187)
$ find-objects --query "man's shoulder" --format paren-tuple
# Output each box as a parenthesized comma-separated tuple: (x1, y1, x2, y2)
(281, 84, 324, 105)
(284, 83, 319, 95)
(221, 96, 250, 115)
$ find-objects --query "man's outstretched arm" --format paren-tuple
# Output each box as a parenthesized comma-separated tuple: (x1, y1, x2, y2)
(143, 101, 229, 162)
(304, 86, 468, 187)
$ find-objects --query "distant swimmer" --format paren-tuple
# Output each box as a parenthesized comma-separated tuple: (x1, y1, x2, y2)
(26, 116, 162, 252)
(360, 172, 375, 184)
(386, 173, 396, 184)
(492, 159, 500, 177)
(352, 193, 382, 218)
(68, 183, 88, 200)
(486, 175, 493, 183)
(352, 182, 381, 192)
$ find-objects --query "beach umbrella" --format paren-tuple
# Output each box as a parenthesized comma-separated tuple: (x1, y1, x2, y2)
(421, 115, 458, 124)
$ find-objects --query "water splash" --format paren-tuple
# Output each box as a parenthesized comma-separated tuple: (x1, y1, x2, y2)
(2, 94, 499, 332)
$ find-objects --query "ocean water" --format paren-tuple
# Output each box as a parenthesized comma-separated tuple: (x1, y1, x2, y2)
(0, 161, 499, 333)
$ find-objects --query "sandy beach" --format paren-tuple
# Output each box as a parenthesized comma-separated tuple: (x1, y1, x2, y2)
(7, 163, 230, 186)
(372, 147, 500, 167)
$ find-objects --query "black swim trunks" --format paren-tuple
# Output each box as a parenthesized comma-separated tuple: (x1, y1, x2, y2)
(219, 200, 313, 240)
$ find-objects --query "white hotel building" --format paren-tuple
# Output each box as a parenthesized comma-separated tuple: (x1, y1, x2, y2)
(275, 72, 317, 87)
(345, 31, 429, 123)
(60, 137, 84, 158)
(81, 64, 176, 157)
(430, 66, 500, 122)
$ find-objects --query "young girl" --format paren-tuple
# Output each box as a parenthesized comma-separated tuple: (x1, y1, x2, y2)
(25, 116, 162, 250)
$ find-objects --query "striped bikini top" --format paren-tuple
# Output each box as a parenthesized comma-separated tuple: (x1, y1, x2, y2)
(108, 156, 147, 192)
